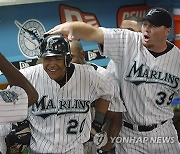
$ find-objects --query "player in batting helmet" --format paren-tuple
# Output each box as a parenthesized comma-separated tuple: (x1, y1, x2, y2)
(40, 34, 71, 67)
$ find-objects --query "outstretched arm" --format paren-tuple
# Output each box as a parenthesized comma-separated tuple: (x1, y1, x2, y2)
(0, 52, 38, 106)
(45, 21, 104, 44)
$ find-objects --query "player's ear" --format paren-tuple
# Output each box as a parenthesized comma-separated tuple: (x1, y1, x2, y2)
(165, 27, 171, 37)
(36, 58, 42, 64)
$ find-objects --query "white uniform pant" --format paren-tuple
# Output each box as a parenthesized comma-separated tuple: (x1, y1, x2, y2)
(115, 120, 180, 154)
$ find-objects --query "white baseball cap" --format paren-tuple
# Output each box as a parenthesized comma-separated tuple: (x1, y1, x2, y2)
(0, 86, 28, 123)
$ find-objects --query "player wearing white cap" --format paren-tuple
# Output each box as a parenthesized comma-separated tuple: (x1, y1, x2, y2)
(0, 52, 38, 154)
(0, 52, 38, 122)
(46, 7, 180, 154)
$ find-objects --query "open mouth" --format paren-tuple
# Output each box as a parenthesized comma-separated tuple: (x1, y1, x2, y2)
(49, 69, 57, 72)
(143, 35, 150, 42)
(47, 68, 59, 74)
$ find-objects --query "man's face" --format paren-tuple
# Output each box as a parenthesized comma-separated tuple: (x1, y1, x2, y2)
(70, 44, 85, 64)
(120, 20, 141, 32)
(42, 56, 66, 81)
(141, 20, 171, 51)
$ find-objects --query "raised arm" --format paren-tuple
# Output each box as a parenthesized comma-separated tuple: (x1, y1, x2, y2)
(0, 52, 38, 106)
(46, 21, 104, 44)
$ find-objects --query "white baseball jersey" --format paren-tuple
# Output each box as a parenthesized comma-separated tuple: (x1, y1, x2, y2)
(95, 64, 126, 112)
(0, 86, 28, 123)
(101, 28, 180, 153)
(106, 59, 116, 76)
(83, 63, 126, 154)
(101, 28, 180, 125)
(19, 63, 119, 153)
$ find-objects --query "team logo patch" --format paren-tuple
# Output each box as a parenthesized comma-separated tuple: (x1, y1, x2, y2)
(147, 9, 160, 16)
(0, 90, 18, 103)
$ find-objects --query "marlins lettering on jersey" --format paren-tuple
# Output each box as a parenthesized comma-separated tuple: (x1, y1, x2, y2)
(32, 97, 90, 118)
(125, 61, 180, 88)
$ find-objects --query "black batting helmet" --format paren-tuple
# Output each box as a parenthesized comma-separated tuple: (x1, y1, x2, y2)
(39, 34, 70, 58)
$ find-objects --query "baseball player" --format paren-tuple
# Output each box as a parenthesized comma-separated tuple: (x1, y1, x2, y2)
(46, 7, 180, 154)
(109, 15, 180, 145)
(0, 34, 122, 154)
(0, 52, 38, 154)
(70, 40, 126, 153)
(0, 52, 38, 108)
(0, 52, 38, 123)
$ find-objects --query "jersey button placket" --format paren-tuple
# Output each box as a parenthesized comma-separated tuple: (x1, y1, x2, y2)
(53, 115, 59, 153)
